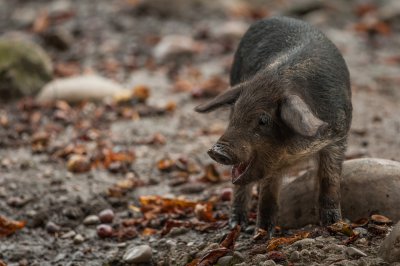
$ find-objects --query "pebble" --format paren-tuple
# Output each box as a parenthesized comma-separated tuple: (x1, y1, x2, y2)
(123, 245, 152, 263)
(323, 244, 345, 254)
(253, 254, 268, 264)
(83, 215, 100, 225)
(217, 256, 233, 266)
(300, 249, 311, 262)
(354, 227, 368, 237)
(345, 247, 367, 258)
(293, 238, 315, 249)
(168, 227, 189, 236)
(379, 221, 400, 263)
(46, 221, 60, 234)
(73, 234, 84, 244)
(97, 224, 113, 238)
(260, 260, 276, 266)
(60, 230, 76, 239)
(289, 250, 300, 261)
(98, 209, 114, 223)
(220, 188, 232, 201)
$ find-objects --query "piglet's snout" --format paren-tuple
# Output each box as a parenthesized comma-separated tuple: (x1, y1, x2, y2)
(207, 143, 235, 165)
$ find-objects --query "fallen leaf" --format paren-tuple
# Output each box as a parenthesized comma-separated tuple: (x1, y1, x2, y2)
(368, 223, 388, 235)
(113, 226, 138, 241)
(0, 215, 26, 237)
(267, 231, 310, 251)
(199, 163, 221, 183)
(31, 131, 50, 153)
(194, 203, 215, 222)
(267, 251, 286, 262)
(191, 76, 228, 99)
(327, 221, 354, 237)
(67, 154, 91, 173)
(157, 158, 176, 172)
(54, 62, 81, 77)
(253, 228, 269, 240)
(32, 9, 50, 33)
(161, 220, 193, 236)
(107, 176, 143, 197)
(133, 85, 150, 102)
(351, 217, 369, 227)
(371, 214, 392, 225)
(220, 225, 241, 249)
(142, 227, 158, 236)
(197, 247, 230, 266)
(343, 232, 360, 245)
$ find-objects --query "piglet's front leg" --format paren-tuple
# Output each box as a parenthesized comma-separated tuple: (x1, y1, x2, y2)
(256, 177, 282, 239)
(230, 184, 252, 229)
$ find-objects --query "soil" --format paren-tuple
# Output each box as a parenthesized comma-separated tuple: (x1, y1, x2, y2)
(1, 0, 400, 265)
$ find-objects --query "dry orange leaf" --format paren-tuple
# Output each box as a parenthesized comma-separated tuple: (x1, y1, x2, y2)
(32, 10, 50, 33)
(194, 203, 215, 222)
(142, 227, 158, 236)
(0, 215, 26, 237)
(133, 85, 150, 102)
(157, 158, 175, 172)
(371, 214, 392, 224)
(327, 221, 354, 237)
(220, 225, 241, 249)
(67, 154, 91, 173)
(267, 231, 310, 251)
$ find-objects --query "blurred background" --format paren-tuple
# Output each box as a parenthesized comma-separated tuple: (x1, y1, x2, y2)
(1, 0, 400, 265)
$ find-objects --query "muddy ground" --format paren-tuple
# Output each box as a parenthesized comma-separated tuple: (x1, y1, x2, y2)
(1, 0, 400, 265)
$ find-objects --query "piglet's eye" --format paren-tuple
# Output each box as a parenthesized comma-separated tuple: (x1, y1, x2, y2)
(259, 113, 272, 126)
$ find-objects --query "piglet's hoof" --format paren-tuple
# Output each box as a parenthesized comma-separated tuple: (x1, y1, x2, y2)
(229, 212, 248, 230)
(320, 208, 342, 226)
(253, 227, 275, 240)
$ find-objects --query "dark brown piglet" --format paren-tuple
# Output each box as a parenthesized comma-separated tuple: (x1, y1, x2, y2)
(195, 17, 352, 238)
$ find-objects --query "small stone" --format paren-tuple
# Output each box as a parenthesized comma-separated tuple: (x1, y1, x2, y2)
(353, 227, 368, 237)
(217, 256, 233, 266)
(220, 187, 232, 201)
(60, 230, 76, 239)
(300, 249, 310, 261)
(379, 221, 400, 263)
(97, 224, 113, 238)
(73, 234, 84, 244)
(83, 215, 100, 225)
(168, 227, 189, 236)
(46, 221, 60, 234)
(244, 225, 255, 234)
(345, 247, 367, 258)
(260, 260, 276, 266)
(293, 238, 315, 249)
(253, 254, 268, 264)
(123, 245, 152, 263)
(233, 251, 245, 263)
(196, 243, 219, 258)
(323, 244, 345, 254)
(153, 35, 203, 63)
(98, 209, 114, 223)
(289, 250, 300, 261)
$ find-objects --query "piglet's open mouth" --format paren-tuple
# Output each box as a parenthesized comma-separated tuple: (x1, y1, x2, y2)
(231, 158, 254, 184)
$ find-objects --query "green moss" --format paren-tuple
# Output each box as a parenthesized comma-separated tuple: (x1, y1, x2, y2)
(0, 39, 53, 100)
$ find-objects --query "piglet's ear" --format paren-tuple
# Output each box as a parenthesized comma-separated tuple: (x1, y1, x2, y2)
(281, 95, 327, 137)
(194, 86, 242, 113)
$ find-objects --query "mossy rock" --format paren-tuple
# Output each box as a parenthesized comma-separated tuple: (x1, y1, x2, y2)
(0, 39, 53, 100)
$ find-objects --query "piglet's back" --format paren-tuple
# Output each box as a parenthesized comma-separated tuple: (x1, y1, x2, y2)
(230, 17, 351, 134)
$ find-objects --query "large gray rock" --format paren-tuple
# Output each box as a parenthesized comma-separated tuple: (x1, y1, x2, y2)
(278, 158, 400, 228)
(0, 39, 53, 100)
(379, 221, 400, 263)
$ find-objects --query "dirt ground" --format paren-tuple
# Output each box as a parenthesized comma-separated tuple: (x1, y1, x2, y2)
(1, 0, 400, 265)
